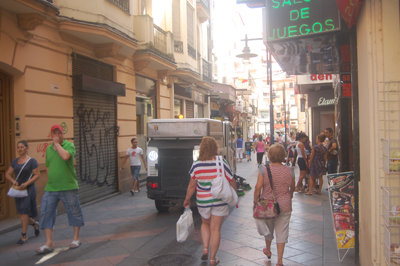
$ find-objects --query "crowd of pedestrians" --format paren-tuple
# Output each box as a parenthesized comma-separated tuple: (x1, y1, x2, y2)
(5, 125, 338, 265)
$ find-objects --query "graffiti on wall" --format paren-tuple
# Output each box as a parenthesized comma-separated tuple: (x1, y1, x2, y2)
(37, 143, 50, 158)
(76, 104, 118, 186)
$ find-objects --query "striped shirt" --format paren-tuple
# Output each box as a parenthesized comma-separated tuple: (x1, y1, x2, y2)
(189, 159, 234, 208)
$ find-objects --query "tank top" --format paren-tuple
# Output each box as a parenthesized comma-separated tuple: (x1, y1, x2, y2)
(256, 141, 265, 153)
(296, 142, 303, 158)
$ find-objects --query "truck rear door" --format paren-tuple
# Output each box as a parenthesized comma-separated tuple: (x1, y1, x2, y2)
(159, 148, 193, 197)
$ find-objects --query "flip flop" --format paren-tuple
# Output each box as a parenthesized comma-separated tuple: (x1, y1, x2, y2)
(209, 258, 220, 265)
(70, 240, 81, 249)
(36, 245, 54, 255)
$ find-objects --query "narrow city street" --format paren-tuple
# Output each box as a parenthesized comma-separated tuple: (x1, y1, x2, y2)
(0, 153, 355, 266)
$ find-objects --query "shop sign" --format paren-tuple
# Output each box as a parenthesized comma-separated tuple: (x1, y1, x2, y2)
(211, 102, 220, 111)
(297, 74, 337, 85)
(265, 0, 340, 42)
(308, 89, 336, 107)
(336, 0, 364, 29)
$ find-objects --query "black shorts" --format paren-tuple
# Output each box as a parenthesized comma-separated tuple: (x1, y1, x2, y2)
(297, 158, 307, 171)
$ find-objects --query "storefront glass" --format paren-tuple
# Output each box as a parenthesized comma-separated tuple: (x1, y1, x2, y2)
(135, 75, 156, 155)
(174, 98, 183, 118)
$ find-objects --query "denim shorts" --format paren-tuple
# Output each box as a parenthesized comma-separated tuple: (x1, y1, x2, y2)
(39, 190, 84, 229)
(130, 165, 141, 181)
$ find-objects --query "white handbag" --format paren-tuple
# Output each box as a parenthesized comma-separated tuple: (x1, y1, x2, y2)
(176, 208, 194, 243)
(211, 156, 238, 206)
(7, 158, 31, 198)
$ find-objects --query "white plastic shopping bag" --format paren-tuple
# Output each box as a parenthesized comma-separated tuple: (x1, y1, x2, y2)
(176, 208, 194, 243)
(211, 156, 238, 206)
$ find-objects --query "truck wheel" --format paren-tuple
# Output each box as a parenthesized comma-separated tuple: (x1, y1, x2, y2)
(155, 200, 169, 212)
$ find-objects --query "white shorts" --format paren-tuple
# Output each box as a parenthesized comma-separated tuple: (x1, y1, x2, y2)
(254, 212, 291, 243)
(198, 205, 229, 219)
(236, 148, 243, 159)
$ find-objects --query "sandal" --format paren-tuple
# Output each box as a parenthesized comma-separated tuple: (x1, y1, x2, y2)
(263, 248, 271, 259)
(305, 192, 313, 195)
(31, 221, 40, 237)
(209, 258, 220, 266)
(36, 244, 54, 255)
(70, 240, 81, 249)
(16, 232, 27, 245)
(201, 248, 208, 260)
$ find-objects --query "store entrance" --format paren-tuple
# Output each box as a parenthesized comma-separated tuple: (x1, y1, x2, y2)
(312, 106, 335, 144)
(0, 71, 14, 220)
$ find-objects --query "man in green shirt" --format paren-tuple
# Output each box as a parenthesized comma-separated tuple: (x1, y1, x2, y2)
(37, 124, 84, 254)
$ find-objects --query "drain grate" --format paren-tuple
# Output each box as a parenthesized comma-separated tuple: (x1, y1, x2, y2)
(148, 254, 192, 266)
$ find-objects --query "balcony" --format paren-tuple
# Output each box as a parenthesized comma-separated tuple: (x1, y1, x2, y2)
(133, 15, 176, 72)
(196, 0, 210, 23)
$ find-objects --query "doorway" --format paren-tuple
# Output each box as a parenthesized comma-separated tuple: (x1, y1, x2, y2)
(0, 71, 14, 220)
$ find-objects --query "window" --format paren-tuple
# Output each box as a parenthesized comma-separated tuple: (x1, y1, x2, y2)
(187, 4, 194, 47)
(260, 111, 269, 119)
(174, 99, 183, 118)
(172, 0, 181, 40)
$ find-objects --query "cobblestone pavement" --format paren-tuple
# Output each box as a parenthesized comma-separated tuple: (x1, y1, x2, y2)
(0, 153, 357, 265)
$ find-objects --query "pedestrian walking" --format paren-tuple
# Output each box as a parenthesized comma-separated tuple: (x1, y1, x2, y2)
(245, 138, 253, 162)
(37, 124, 84, 254)
(256, 135, 266, 165)
(324, 128, 339, 174)
(183, 136, 236, 266)
(253, 144, 295, 266)
(306, 134, 328, 195)
(121, 138, 147, 195)
(236, 134, 244, 162)
(5, 140, 40, 245)
(295, 132, 309, 192)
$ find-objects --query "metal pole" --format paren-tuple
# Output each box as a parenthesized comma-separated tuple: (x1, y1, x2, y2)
(267, 49, 274, 144)
(283, 82, 287, 149)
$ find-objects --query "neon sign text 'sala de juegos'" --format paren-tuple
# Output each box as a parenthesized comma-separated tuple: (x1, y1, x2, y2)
(267, 0, 339, 41)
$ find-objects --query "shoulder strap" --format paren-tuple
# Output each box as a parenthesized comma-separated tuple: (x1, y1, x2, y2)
(15, 157, 31, 182)
(266, 165, 277, 201)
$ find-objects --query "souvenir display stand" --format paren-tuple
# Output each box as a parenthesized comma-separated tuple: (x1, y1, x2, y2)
(327, 171, 355, 262)
(379, 81, 400, 265)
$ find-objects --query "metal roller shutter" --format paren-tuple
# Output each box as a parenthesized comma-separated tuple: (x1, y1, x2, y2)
(73, 54, 118, 203)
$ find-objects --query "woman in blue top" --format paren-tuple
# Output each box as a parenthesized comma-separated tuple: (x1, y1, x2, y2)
(5, 140, 40, 245)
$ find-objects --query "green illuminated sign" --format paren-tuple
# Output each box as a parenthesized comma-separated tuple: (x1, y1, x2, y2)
(266, 0, 340, 42)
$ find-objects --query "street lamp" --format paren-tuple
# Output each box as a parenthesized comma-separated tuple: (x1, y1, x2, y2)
(237, 35, 274, 144)
(236, 35, 258, 62)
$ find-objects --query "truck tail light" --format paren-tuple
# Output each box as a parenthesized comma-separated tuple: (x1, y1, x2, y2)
(147, 181, 159, 189)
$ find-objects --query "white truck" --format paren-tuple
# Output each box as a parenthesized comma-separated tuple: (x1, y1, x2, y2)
(145, 118, 236, 212)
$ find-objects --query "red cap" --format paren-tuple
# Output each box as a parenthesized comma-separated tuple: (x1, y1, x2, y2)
(51, 124, 63, 133)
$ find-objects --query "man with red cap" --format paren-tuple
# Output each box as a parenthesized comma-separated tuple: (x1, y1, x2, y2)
(36, 124, 84, 254)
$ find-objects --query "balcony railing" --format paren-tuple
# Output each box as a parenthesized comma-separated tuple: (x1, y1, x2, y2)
(108, 0, 129, 14)
(154, 25, 167, 54)
(174, 41, 183, 53)
(133, 15, 174, 57)
(202, 59, 212, 82)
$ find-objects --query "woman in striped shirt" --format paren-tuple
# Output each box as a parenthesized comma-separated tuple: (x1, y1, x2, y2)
(184, 136, 236, 266)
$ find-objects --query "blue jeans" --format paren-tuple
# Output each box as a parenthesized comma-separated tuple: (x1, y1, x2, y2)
(39, 190, 84, 229)
(130, 165, 141, 181)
